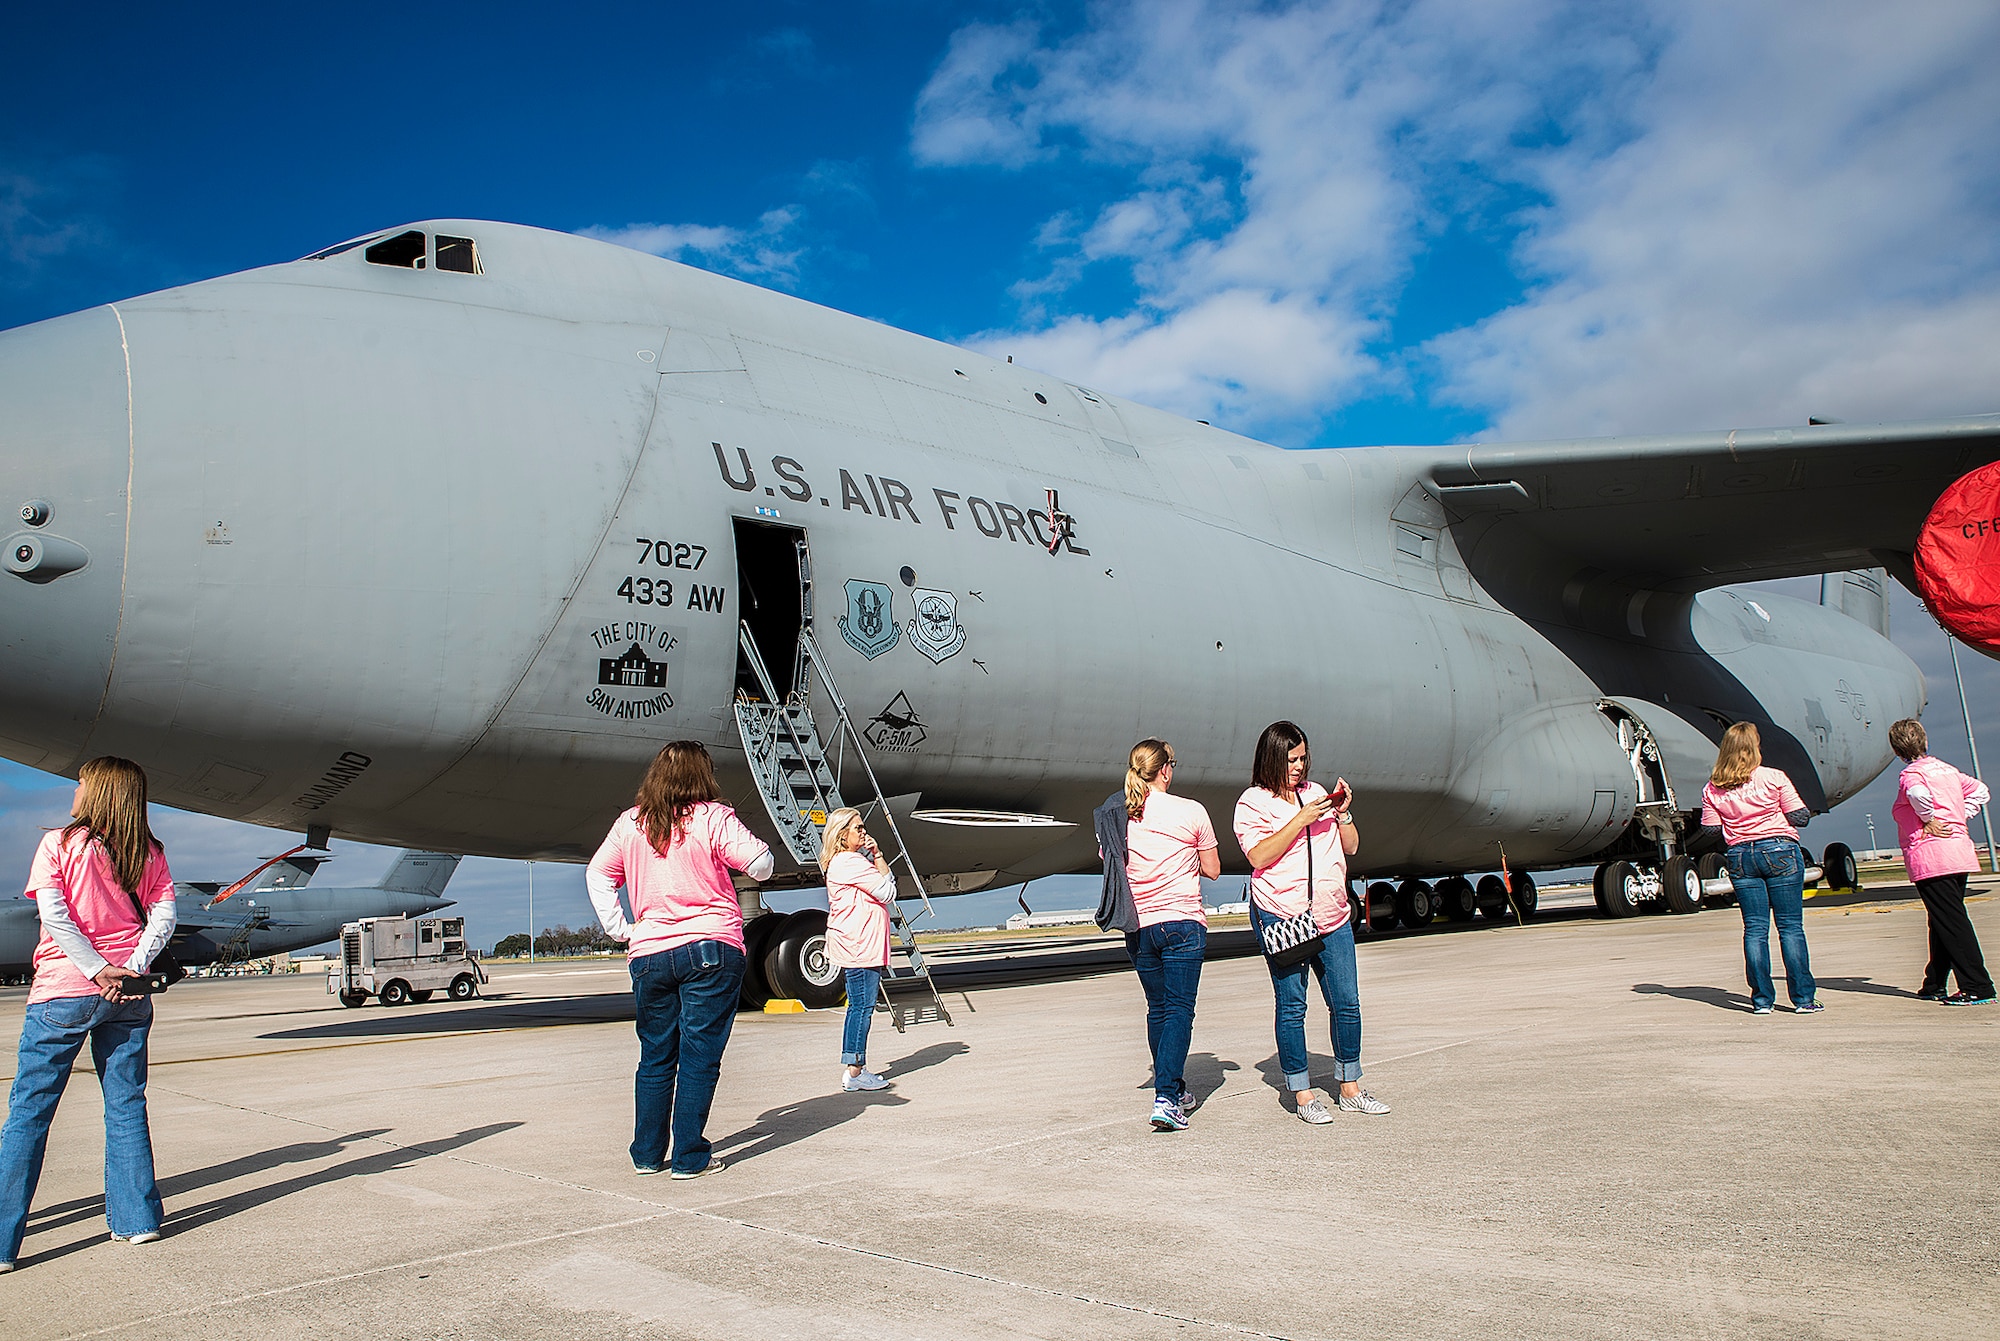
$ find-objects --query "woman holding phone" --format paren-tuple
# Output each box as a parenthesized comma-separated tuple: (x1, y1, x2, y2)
(0, 757, 178, 1269)
(1234, 721, 1388, 1123)
(820, 808, 896, 1091)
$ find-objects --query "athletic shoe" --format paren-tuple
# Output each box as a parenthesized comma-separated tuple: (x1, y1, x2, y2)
(1750, 1005, 1773, 1015)
(0, 1260, 14, 1272)
(1177, 1086, 1202, 1115)
(842, 1069, 889, 1091)
(110, 1230, 160, 1244)
(1793, 1000, 1826, 1014)
(1150, 1097, 1188, 1132)
(1916, 986, 1950, 1002)
(1337, 1089, 1391, 1115)
(633, 1162, 664, 1176)
(1296, 1097, 1334, 1125)
(1941, 992, 1996, 1007)
(669, 1159, 727, 1180)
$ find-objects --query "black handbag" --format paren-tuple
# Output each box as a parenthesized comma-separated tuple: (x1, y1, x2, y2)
(1256, 795, 1327, 969)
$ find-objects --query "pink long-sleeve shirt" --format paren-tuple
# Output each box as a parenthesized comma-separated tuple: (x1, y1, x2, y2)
(586, 803, 772, 958)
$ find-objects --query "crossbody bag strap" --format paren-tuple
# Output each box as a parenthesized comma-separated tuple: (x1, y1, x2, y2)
(1301, 792, 1313, 915)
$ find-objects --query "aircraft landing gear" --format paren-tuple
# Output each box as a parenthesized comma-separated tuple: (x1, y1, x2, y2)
(1594, 853, 1707, 918)
(1437, 875, 1478, 923)
(761, 909, 844, 1009)
(1475, 873, 1511, 920)
(1365, 881, 1399, 932)
(1659, 855, 1703, 914)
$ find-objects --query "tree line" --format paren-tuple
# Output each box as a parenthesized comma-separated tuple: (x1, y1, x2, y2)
(491, 924, 621, 958)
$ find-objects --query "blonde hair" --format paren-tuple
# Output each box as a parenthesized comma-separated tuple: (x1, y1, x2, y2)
(1709, 722, 1762, 789)
(1125, 739, 1174, 820)
(64, 756, 160, 895)
(818, 808, 865, 871)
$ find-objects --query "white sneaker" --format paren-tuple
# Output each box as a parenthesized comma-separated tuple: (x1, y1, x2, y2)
(668, 1158, 726, 1180)
(1337, 1088, 1391, 1115)
(111, 1230, 161, 1244)
(842, 1069, 889, 1091)
(1297, 1097, 1334, 1124)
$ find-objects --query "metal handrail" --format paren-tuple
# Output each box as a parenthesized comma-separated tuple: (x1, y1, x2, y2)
(737, 622, 838, 839)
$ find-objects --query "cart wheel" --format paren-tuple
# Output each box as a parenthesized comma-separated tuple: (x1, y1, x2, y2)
(379, 979, 411, 1006)
(449, 973, 478, 1001)
(338, 990, 368, 1008)
(409, 989, 434, 1003)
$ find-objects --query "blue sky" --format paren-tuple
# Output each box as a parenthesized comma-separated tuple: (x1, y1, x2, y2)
(5, 1, 2000, 947)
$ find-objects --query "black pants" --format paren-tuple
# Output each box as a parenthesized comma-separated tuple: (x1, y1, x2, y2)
(1916, 873, 1994, 998)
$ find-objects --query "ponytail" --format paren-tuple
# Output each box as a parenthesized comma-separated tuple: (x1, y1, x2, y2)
(1125, 739, 1174, 819)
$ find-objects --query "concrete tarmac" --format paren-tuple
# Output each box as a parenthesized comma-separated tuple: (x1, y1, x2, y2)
(0, 883, 1995, 1340)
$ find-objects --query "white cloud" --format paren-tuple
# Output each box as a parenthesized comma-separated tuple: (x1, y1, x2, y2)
(914, 0, 2000, 444)
(580, 206, 804, 284)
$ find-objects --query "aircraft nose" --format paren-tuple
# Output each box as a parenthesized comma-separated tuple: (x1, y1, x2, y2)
(0, 307, 130, 773)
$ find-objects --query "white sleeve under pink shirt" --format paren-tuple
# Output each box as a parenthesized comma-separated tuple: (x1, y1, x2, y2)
(1699, 767, 1806, 846)
(1123, 790, 1217, 928)
(24, 828, 177, 1004)
(586, 802, 775, 959)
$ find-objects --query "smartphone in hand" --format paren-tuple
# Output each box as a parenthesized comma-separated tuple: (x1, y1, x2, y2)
(1327, 779, 1352, 811)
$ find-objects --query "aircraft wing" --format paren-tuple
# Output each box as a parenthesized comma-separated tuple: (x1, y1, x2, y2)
(1424, 414, 2000, 592)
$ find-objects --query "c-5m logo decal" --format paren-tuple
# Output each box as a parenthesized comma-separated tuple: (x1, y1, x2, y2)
(907, 588, 966, 663)
(865, 692, 927, 752)
(839, 580, 901, 659)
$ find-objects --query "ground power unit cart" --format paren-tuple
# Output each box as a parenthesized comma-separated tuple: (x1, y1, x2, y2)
(330, 915, 487, 1007)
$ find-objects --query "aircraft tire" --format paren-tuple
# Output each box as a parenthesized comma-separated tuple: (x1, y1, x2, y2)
(448, 974, 478, 1001)
(1600, 861, 1641, 917)
(1438, 876, 1478, 922)
(409, 989, 435, 1003)
(763, 910, 844, 1010)
(1661, 856, 1704, 914)
(379, 979, 411, 1006)
(1365, 881, 1399, 932)
(1821, 842, 1860, 893)
(1509, 870, 1538, 920)
(1591, 863, 1611, 916)
(1475, 874, 1510, 920)
(1395, 879, 1435, 930)
(1697, 853, 1733, 905)
(338, 989, 368, 1008)
(738, 913, 783, 1010)
(1347, 881, 1372, 939)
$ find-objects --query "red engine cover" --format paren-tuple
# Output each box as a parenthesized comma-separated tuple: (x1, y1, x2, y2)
(1916, 460, 2000, 652)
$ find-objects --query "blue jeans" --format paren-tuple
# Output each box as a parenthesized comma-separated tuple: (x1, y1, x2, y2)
(630, 941, 744, 1174)
(0, 993, 162, 1262)
(1727, 838, 1816, 1010)
(1124, 920, 1205, 1102)
(842, 967, 882, 1066)
(1253, 909, 1362, 1090)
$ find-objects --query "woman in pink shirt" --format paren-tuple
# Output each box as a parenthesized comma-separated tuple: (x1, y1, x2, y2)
(587, 741, 773, 1179)
(1888, 718, 1993, 1005)
(1117, 739, 1219, 1132)
(819, 808, 897, 1093)
(0, 757, 178, 1269)
(1233, 721, 1387, 1124)
(1699, 723, 1819, 1015)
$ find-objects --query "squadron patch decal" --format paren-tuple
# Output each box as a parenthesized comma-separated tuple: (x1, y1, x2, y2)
(838, 579, 901, 660)
(906, 587, 967, 664)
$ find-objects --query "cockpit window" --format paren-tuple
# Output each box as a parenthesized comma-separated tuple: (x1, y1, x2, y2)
(302, 234, 381, 261)
(434, 235, 481, 274)
(364, 230, 428, 269)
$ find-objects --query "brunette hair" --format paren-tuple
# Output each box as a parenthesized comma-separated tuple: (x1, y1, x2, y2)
(1252, 721, 1309, 796)
(1709, 722, 1762, 789)
(634, 741, 723, 856)
(63, 756, 161, 895)
(817, 807, 864, 871)
(1124, 739, 1174, 820)
(1889, 718, 1929, 762)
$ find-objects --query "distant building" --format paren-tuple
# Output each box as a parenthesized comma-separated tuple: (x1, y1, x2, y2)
(1001, 909, 1098, 931)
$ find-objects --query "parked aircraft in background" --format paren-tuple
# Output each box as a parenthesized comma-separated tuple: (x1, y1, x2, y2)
(0, 849, 459, 982)
(2, 219, 1995, 1002)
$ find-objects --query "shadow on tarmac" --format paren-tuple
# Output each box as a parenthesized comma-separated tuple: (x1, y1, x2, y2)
(18, 1123, 521, 1269)
(1631, 974, 1922, 1012)
(710, 1041, 970, 1167)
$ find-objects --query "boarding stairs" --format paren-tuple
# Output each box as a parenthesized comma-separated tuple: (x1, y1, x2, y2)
(207, 906, 272, 971)
(735, 622, 953, 1030)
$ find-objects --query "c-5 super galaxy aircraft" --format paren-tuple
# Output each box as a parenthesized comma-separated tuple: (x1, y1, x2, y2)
(3, 220, 1996, 989)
